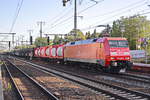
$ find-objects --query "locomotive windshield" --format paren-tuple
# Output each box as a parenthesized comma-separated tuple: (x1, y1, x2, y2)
(109, 40, 128, 48)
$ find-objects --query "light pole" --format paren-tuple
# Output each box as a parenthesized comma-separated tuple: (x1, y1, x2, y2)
(120, 24, 125, 37)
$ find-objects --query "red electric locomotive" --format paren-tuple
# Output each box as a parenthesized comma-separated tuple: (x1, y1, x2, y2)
(64, 37, 132, 73)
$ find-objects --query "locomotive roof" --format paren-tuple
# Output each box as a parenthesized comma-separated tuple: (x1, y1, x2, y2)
(65, 38, 98, 46)
(65, 37, 127, 46)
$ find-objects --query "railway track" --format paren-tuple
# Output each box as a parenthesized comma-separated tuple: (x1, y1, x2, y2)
(6, 58, 108, 100)
(9, 57, 150, 100)
(93, 72, 150, 89)
(9, 56, 150, 93)
(21, 56, 150, 90)
(120, 73, 150, 84)
(3, 60, 59, 100)
(125, 72, 150, 81)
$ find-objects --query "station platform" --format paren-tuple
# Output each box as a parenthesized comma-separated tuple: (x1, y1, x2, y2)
(133, 63, 150, 67)
(0, 65, 4, 100)
(133, 63, 150, 72)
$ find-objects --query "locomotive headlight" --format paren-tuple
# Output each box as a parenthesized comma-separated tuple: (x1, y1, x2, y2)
(110, 52, 117, 55)
(124, 52, 129, 55)
(111, 57, 115, 60)
(125, 57, 130, 60)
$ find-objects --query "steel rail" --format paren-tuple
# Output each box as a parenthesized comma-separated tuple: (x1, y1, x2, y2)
(121, 73, 150, 81)
(4, 62, 25, 100)
(96, 72, 150, 87)
(14, 58, 150, 100)
(6, 60, 60, 100)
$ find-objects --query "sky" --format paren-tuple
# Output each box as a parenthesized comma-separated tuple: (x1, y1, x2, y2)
(0, 0, 150, 49)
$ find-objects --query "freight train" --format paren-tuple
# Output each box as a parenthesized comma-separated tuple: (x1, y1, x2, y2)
(11, 37, 133, 73)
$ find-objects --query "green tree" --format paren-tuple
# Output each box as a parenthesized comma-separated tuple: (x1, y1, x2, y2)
(91, 29, 100, 38)
(111, 20, 122, 37)
(99, 29, 106, 37)
(34, 37, 48, 47)
(53, 35, 64, 45)
(111, 15, 150, 50)
(64, 29, 85, 42)
(15, 45, 35, 49)
(85, 31, 91, 39)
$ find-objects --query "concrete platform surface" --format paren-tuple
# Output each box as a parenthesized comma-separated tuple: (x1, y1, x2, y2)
(134, 63, 150, 67)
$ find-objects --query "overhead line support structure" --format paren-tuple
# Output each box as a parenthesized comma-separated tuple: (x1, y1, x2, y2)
(44, 33, 67, 39)
(0, 41, 11, 50)
(63, 0, 77, 38)
(74, 0, 77, 37)
(0, 33, 16, 48)
(37, 21, 45, 38)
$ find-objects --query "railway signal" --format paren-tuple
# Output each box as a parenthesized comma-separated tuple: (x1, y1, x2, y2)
(0, 33, 16, 48)
(62, 0, 70, 6)
(30, 36, 33, 45)
(8, 41, 11, 51)
(27, 29, 33, 45)
(47, 36, 50, 45)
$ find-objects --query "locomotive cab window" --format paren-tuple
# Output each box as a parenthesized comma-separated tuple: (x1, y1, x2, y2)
(71, 42, 75, 45)
(92, 38, 97, 42)
(109, 40, 128, 48)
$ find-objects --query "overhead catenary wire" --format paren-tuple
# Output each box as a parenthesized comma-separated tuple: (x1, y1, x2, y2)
(93, 2, 147, 24)
(78, 0, 104, 14)
(1, 0, 24, 45)
(2, 0, 24, 41)
(80, 2, 148, 31)
(48, 0, 147, 34)
(50, 0, 101, 26)
(48, 0, 104, 30)
(9, 0, 24, 33)
(48, 21, 73, 34)
(48, 7, 73, 26)
(88, 0, 146, 19)
(81, 9, 150, 32)
(138, 11, 150, 15)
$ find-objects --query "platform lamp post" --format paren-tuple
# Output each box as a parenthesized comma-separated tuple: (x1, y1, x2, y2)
(120, 24, 125, 37)
(143, 38, 149, 64)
